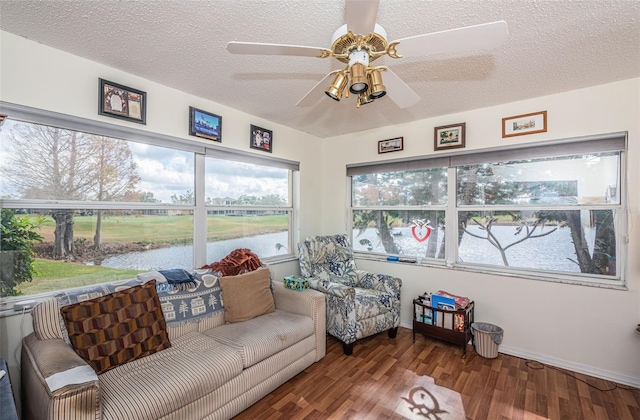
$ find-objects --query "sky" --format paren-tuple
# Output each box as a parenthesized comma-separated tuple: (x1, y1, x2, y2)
(0, 120, 289, 203)
(112, 143, 289, 203)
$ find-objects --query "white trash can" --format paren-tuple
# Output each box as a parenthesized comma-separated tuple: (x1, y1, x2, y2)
(471, 322, 503, 359)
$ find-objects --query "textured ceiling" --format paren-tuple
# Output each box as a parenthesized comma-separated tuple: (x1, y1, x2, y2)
(1, 0, 639, 138)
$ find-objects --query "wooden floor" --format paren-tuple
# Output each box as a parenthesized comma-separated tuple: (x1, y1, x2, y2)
(235, 327, 640, 420)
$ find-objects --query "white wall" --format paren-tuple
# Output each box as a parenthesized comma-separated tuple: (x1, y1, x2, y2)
(322, 78, 640, 386)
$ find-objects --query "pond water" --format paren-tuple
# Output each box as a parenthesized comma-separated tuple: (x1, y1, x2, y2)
(101, 226, 596, 274)
(353, 225, 593, 273)
(100, 232, 288, 270)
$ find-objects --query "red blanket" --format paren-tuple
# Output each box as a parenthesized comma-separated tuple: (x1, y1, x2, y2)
(200, 248, 263, 276)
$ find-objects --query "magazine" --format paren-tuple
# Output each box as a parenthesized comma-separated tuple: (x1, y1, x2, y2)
(430, 294, 456, 327)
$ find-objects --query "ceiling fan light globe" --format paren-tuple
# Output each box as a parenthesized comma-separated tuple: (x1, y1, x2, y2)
(325, 90, 341, 101)
(325, 71, 348, 100)
(368, 69, 386, 98)
(349, 62, 368, 94)
(350, 82, 368, 94)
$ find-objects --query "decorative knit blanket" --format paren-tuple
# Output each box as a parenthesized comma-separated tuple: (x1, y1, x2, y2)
(200, 248, 263, 277)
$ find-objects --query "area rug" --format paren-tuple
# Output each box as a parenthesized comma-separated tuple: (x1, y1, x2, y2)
(392, 374, 466, 420)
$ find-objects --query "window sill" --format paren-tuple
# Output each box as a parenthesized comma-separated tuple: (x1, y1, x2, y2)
(353, 253, 628, 291)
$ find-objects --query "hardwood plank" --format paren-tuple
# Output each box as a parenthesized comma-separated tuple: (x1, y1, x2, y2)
(234, 328, 639, 420)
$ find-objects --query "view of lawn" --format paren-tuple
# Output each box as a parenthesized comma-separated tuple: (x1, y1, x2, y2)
(9, 212, 535, 297)
(12, 214, 289, 296)
(32, 214, 288, 243)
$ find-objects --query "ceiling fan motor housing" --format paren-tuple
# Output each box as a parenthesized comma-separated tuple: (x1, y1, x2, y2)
(330, 23, 388, 64)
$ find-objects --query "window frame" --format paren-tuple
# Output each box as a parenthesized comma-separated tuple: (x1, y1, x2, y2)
(348, 133, 628, 289)
(0, 101, 300, 303)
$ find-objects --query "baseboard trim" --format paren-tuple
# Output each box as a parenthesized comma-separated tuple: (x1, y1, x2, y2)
(399, 322, 639, 388)
(498, 345, 640, 389)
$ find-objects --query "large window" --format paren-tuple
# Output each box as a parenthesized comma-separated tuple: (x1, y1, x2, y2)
(204, 156, 293, 262)
(349, 135, 626, 286)
(0, 108, 298, 298)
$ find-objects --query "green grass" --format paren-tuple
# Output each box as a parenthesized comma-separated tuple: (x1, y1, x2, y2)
(32, 214, 288, 243)
(16, 259, 143, 295)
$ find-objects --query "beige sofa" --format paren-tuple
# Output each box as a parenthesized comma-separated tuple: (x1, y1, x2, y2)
(21, 273, 326, 420)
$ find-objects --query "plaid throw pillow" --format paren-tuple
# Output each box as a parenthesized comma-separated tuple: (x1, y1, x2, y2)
(60, 280, 171, 375)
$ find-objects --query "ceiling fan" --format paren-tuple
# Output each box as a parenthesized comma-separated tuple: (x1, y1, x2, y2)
(226, 0, 508, 109)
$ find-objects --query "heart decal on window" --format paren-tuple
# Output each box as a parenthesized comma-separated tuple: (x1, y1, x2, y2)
(411, 219, 433, 243)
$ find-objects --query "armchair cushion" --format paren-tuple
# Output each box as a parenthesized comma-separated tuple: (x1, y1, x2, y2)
(354, 289, 391, 320)
(300, 235, 358, 286)
(357, 271, 402, 297)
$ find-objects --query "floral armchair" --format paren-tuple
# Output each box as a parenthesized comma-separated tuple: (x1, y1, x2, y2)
(298, 234, 402, 355)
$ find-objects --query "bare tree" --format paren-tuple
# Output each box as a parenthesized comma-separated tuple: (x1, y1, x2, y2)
(1, 122, 140, 257)
(2, 123, 95, 258)
(90, 136, 140, 250)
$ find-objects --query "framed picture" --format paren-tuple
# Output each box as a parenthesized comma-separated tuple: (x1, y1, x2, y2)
(189, 107, 222, 142)
(502, 111, 547, 138)
(98, 78, 146, 124)
(250, 124, 272, 153)
(378, 137, 404, 154)
(434, 123, 465, 151)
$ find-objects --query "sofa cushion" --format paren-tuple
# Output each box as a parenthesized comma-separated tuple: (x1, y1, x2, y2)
(219, 267, 275, 323)
(60, 280, 171, 375)
(99, 331, 243, 420)
(204, 309, 314, 368)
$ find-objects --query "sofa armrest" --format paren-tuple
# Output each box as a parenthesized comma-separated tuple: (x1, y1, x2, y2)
(272, 282, 327, 361)
(356, 270, 402, 298)
(21, 333, 101, 420)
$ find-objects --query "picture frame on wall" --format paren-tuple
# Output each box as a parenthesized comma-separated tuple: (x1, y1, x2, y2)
(434, 123, 465, 151)
(378, 137, 404, 154)
(502, 111, 547, 138)
(189, 107, 222, 142)
(250, 124, 272, 153)
(98, 78, 146, 125)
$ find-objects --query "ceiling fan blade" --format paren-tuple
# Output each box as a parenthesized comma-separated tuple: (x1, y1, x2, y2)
(226, 42, 329, 58)
(345, 0, 380, 35)
(392, 21, 509, 58)
(295, 73, 335, 107)
(382, 69, 420, 109)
